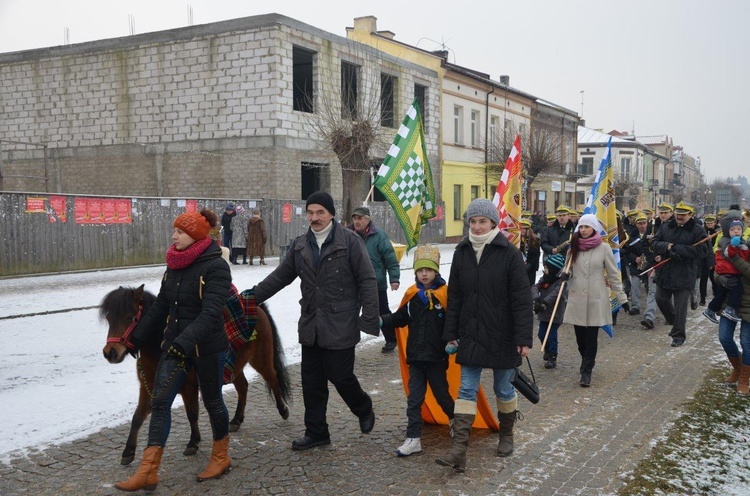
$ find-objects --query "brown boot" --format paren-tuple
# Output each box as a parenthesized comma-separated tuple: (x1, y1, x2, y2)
(725, 357, 741, 384)
(435, 400, 475, 473)
(197, 436, 232, 482)
(738, 365, 750, 396)
(114, 446, 163, 492)
(496, 398, 518, 457)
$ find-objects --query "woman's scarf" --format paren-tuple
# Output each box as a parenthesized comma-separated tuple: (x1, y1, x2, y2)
(166, 237, 213, 270)
(469, 227, 501, 263)
(577, 231, 603, 252)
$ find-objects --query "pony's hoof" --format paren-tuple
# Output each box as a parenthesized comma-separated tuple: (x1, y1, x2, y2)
(229, 422, 241, 433)
(183, 445, 199, 456)
(120, 455, 135, 466)
(280, 405, 290, 420)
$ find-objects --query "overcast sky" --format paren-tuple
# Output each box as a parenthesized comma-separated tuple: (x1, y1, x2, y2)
(0, 0, 747, 182)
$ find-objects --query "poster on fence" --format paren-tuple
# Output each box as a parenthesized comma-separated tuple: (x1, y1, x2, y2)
(185, 200, 198, 213)
(74, 197, 132, 224)
(25, 197, 47, 213)
(49, 196, 67, 223)
(282, 203, 293, 223)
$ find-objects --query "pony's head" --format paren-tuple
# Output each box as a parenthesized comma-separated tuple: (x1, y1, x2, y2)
(100, 285, 151, 364)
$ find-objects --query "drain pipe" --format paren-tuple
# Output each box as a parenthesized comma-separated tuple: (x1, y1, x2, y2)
(484, 85, 496, 197)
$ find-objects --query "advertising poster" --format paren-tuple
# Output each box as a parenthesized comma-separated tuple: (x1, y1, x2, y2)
(435, 205, 445, 221)
(87, 198, 104, 223)
(74, 198, 89, 223)
(25, 197, 47, 213)
(282, 203, 293, 223)
(49, 196, 67, 223)
(115, 199, 132, 223)
(102, 199, 117, 223)
(185, 200, 198, 213)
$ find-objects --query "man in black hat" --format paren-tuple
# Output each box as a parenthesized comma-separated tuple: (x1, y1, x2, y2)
(350, 206, 401, 352)
(254, 191, 380, 450)
(651, 201, 709, 347)
(221, 203, 236, 261)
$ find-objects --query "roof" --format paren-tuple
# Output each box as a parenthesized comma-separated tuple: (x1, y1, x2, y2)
(577, 126, 633, 145)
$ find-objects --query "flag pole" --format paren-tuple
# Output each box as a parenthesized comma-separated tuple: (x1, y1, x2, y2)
(540, 255, 572, 353)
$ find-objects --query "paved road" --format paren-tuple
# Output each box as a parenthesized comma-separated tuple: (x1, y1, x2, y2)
(0, 308, 717, 495)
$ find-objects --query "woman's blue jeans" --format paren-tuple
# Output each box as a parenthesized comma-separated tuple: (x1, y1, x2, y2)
(718, 316, 750, 365)
(457, 365, 516, 403)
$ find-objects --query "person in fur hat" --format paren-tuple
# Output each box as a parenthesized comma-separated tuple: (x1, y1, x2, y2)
(380, 244, 454, 458)
(113, 208, 232, 491)
(531, 253, 567, 369)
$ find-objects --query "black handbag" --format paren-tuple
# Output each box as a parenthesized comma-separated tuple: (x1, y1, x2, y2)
(510, 355, 540, 404)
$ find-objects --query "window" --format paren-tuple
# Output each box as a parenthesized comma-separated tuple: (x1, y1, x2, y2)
(453, 185, 463, 220)
(380, 73, 396, 128)
(620, 157, 632, 176)
(565, 193, 573, 206)
(576, 192, 586, 208)
(471, 185, 480, 200)
(292, 46, 315, 113)
(414, 83, 427, 129)
(470, 110, 480, 147)
(579, 157, 594, 175)
(453, 105, 464, 144)
(301, 162, 328, 199)
(341, 62, 359, 119)
(518, 123, 526, 137)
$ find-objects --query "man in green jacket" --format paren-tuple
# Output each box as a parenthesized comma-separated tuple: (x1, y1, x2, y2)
(351, 207, 401, 352)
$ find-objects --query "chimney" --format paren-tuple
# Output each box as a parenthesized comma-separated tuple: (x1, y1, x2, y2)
(499, 75, 510, 86)
(432, 50, 449, 60)
(376, 30, 396, 40)
(352, 16, 378, 34)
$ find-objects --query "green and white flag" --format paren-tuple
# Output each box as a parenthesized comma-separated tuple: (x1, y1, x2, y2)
(374, 99, 436, 250)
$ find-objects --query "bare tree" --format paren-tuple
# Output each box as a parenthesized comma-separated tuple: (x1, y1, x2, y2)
(303, 42, 397, 220)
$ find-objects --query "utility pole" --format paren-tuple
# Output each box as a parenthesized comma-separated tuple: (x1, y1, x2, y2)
(580, 90, 584, 118)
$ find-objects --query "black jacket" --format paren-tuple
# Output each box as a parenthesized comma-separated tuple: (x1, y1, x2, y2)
(132, 240, 231, 357)
(444, 232, 533, 369)
(651, 217, 708, 290)
(623, 230, 656, 273)
(255, 221, 379, 349)
(221, 211, 236, 235)
(540, 220, 574, 256)
(381, 278, 448, 365)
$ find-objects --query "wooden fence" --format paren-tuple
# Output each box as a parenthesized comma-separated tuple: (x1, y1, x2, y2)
(0, 191, 445, 277)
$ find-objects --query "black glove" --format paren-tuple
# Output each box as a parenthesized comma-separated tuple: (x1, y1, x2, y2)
(669, 250, 683, 261)
(714, 273, 738, 289)
(533, 301, 547, 314)
(559, 272, 570, 282)
(622, 302, 631, 313)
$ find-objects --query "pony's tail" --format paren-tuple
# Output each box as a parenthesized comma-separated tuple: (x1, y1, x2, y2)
(260, 302, 292, 403)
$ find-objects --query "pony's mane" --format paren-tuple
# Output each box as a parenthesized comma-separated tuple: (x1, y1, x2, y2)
(99, 286, 157, 321)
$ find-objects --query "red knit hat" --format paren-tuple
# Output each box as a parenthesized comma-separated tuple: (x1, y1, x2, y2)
(173, 212, 211, 240)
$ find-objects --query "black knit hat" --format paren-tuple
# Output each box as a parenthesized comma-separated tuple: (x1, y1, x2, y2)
(306, 191, 336, 216)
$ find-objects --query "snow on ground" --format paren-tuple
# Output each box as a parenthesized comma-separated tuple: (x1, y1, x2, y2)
(0, 243, 468, 462)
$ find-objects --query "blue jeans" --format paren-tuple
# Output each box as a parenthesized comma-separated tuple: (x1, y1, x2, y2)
(457, 365, 516, 403)
(718, 316, 750, 365)
(538, 321, 559, 355)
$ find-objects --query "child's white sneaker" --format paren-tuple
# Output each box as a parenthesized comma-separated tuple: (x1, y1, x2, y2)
(396, 437, 422, 457)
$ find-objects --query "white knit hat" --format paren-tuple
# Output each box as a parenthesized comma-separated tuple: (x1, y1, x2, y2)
(576, 213, 602, 233)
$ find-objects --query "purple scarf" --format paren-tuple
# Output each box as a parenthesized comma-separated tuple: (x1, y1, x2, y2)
(578, 231, 602, 251)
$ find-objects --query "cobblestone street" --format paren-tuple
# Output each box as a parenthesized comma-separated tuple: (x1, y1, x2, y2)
(0, 309, 716, 495)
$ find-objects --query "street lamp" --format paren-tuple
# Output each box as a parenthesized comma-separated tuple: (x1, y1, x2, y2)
(704, 187, 711, 215)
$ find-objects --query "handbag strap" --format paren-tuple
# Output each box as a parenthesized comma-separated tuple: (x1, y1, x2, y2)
(523, 354, 537, 385)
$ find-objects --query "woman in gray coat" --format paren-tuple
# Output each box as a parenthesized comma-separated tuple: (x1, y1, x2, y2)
(229, 205, 250, 264)
(561, 214, 629, 387)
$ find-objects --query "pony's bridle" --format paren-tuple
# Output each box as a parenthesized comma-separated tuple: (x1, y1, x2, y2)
(107, 304, 143, 352)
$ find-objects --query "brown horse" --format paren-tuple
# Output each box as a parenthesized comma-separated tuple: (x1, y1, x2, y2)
(100, 284, 291, 465)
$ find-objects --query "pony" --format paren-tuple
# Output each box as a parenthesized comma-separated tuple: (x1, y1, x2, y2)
(100, 284, 291, 465)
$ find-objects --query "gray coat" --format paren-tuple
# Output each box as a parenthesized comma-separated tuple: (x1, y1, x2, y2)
(230, 211, 251, 250)
(254, 221, 380, 349)
(563, 241, 627, 327)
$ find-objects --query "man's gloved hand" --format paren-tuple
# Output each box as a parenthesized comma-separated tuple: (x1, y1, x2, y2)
(533, 301, 547, 314)
(714, 273, 738, 289)
(731, 236, 742, 247)
(559, 272, 570, 282)
(670, 250, 683, 260)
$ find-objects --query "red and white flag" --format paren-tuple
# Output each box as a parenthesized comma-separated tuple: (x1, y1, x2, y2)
(492, 135, 523, 247)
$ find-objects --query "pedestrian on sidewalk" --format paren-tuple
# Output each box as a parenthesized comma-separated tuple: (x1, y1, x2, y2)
(349, 206, 401, 353)
(531, 253, 567, 369)
(229, 205, 250, 265)
(380, 244, 454, 457)
(254, 191, 379, 450)
(715, 243, 750, 394)
(560, 214, 629, 387)
(114, 208, 233, 492)
(221, 203, 236, 261)
(246, 208, 268, 265)
(435, 198, 533, 473)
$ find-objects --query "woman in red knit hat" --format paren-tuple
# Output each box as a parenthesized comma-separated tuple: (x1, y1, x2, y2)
(114, 208, 233, 491)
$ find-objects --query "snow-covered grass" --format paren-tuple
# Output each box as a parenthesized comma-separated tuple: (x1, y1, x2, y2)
(619, 367, 750, 495)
